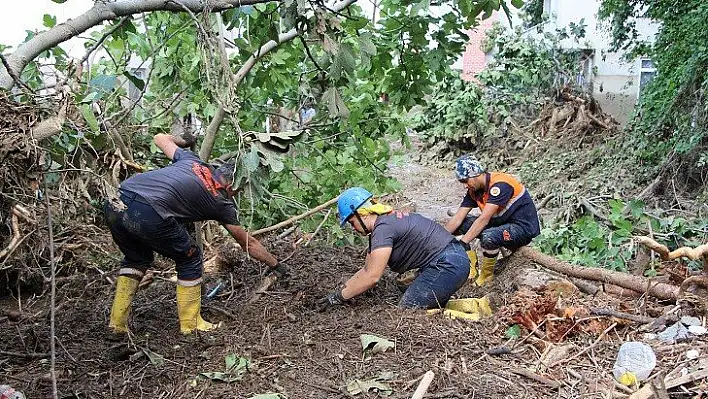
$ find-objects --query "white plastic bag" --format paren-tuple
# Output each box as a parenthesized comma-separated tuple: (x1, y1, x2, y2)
(613, 342, 657, 385)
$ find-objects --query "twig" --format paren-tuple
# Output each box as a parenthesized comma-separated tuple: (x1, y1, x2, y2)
(509, 368, 561, 389)
(411, 371, 435, 399)
(79, 16, 130, 65)
(0, 350, 49, 359)
(252, 196, 339, 236)
(536, 194, 554, 211)
(0, 213, 20, 259)
(589, 308, 654, 324)
(203, 304, 238, 319)
(44, 173, 59, 399)
(0, 53, 34, 93)
(549, 322, 617, 368)
(304, 209, 332, 247)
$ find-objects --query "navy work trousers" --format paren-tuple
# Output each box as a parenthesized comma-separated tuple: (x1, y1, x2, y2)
(104, 191, 202, 282)
(399, 240, 469, 309)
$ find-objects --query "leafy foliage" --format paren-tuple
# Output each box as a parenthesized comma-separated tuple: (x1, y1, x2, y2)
(0, 0, 528, 235)
(598, 0, 708, 191)
(535, 199, 708, 272)
(411, 20, 586, 149)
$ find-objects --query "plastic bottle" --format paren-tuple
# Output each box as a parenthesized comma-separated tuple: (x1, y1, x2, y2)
(0, 385, 25, 399)
(613, 342, 657, 386)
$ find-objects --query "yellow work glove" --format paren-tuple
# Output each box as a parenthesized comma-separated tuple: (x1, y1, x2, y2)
(427, 297, 493, 321)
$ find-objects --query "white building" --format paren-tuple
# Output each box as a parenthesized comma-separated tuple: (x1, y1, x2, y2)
(462, 0, 659, 123)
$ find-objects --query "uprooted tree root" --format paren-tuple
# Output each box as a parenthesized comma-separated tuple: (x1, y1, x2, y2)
(527, 89, 619, 145)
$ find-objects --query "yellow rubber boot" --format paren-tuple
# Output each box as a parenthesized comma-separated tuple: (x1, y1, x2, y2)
(444, 297, 492, 320)
(109, 276, 140, 333)
(176, 284, 218, 334)
(466, 250, 478, 281)
(475, 256, 496, 286)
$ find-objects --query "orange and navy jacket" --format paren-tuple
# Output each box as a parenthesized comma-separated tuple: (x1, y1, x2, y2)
(460, 172, 538, 228)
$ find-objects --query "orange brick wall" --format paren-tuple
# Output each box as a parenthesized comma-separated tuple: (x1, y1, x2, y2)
(462, 13, 498, 81)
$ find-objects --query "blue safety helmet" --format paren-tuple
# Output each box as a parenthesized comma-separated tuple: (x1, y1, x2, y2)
(337, 187, 373, 226)
(455, 155, 485, 181)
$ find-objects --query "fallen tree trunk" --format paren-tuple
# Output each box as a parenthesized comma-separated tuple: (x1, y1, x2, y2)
(516, 247, 679, 301)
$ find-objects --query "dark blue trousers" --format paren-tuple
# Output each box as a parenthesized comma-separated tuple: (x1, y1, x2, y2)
(399, 241, 469, 309)
(103, 191, 203, 281)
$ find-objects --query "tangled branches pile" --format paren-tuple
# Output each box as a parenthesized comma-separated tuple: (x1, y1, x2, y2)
(0, 92, 117, 293)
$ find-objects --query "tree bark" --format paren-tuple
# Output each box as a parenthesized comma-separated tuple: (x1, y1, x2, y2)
(516, 247, 679, 301)
(0, 0, 281, 89)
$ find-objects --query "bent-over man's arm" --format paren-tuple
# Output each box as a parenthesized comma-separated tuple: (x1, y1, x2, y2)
(340, 247, 391, 300)
(445, 206, 473, 233)
(154, 133, 193, 161)
(223, 223, 278, 267)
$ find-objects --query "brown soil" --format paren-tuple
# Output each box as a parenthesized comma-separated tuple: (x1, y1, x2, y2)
(2, 239, 705, 398)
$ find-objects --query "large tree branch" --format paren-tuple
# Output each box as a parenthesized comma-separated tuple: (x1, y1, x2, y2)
(198, 0, 357, 161)
(0, 0, 272, 90)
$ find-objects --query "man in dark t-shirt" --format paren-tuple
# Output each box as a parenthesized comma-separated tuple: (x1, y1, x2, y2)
(318, 187, 470, 309)
(105, 133, 284, 335)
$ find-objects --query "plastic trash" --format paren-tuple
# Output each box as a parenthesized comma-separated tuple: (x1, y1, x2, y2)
(0, 385, 25, 399)
(613, 342, 657, 386)
(658, 322, 691, 343)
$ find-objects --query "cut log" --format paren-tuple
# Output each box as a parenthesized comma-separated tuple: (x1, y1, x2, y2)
(516, 247, 679, 301)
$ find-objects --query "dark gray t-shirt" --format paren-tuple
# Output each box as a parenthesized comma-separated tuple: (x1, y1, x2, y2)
(120, 148, 239, 224)
(368, 211, 454, 273)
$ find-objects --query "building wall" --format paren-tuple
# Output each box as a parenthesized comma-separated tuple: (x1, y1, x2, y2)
(461, 13, 498, 81)
(460, 0, 660, 123)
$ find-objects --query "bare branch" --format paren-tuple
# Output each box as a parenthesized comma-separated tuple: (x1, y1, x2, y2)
(0, 53, 34, 93)
(0, 0, 277, 89)
(198, 0, 358, 161)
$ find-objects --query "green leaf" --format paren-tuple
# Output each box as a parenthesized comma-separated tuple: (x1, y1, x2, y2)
(511, 0, 524, 8)
(321, 87, 350, 118)
(43, 14, 57, 28)
(357, 33, 377, 56)
(339, 43, 357, 73)
(360, 334, 395, 356)
(346, 373, 394, 396)
(225, 353, 250, 372)
(248, 394, 283, 399)
(410, 0, 430, 16)
(267, 23, 280, 43)
(51, 0, 68, 3)
(199, 371, 243, 383)
(142, 348, 165, 366)
(123, 71, 145, 91)
(80, 104, 99, 133)
(127, 31, 151, 55)
(243, 146, 260, 172)
(505, 324, 521, 339)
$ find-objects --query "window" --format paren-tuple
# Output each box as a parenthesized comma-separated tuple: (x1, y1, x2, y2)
(638, 58, 656, 96)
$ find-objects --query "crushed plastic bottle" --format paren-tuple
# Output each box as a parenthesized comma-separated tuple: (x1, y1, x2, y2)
(613, 342, 657, 386)
(0, 385, 25, 399)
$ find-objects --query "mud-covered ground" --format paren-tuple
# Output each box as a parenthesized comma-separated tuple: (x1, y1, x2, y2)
(2, 143, 706, 398)
(2, 239, 705, 398)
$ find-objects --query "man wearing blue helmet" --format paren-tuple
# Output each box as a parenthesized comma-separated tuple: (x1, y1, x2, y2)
(317, 187, 470, 309)
(104, 133, 283, 335)
(445, 155, 540, 286)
